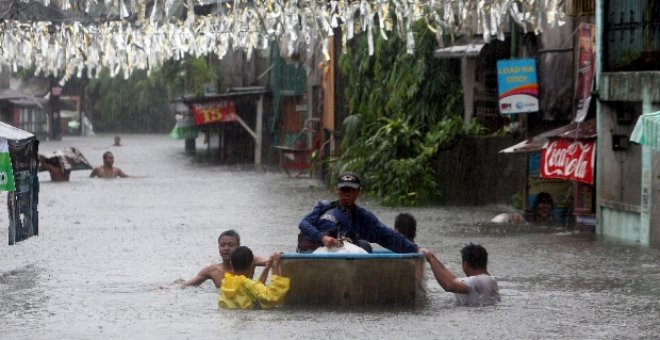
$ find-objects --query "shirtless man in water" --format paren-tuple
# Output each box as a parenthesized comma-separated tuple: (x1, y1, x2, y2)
(89, 151, 129, 178)
(181, 229, 266, 288)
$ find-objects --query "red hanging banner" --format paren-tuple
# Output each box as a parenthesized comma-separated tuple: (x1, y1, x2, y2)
(541, 138, 595, 184)
(191, 100, 237, 125)
(574, 23, 595, 122)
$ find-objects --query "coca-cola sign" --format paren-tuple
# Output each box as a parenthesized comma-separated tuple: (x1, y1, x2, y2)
(541, 138, 595, 184)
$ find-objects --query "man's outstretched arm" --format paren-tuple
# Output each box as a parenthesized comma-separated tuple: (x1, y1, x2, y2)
(181, 265, 213, 287)
(117, 168, 130, 178)
(422, 249, 469, 294)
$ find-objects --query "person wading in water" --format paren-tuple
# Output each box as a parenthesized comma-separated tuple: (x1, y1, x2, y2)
(89, 151, 129, 178)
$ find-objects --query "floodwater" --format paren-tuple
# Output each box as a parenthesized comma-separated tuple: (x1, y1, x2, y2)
(1, 134, 659, 339)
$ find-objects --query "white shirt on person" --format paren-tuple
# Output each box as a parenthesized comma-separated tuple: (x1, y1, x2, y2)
(454, 274, 500, 306)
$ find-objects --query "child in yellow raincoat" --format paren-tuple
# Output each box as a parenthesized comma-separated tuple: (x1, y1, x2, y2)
(219, 246, 290, 309)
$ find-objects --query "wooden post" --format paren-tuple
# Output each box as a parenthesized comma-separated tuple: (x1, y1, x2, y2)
(255, 94, 263, 165)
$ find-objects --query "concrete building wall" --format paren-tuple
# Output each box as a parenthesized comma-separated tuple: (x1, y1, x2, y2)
(600, 209, 641, 241)
(597, 72, 660, 246)
(597, 102, 642, 205)
(651, 151, 660, 246)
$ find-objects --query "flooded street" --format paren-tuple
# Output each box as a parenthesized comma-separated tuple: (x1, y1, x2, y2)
(1, 134, 659, 339)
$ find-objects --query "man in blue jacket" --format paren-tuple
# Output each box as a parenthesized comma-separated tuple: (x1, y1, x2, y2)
(297, 172, 419, 253)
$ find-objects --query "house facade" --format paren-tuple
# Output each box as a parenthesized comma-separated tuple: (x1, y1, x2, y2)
(0, 89, 48, 140)
(595, 0, 660, 247)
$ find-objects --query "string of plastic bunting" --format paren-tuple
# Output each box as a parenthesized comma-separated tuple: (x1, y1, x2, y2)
(0, 0, 565, 81)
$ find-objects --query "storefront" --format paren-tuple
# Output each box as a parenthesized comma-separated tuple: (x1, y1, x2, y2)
(501, 119, 597, 226)
(172, 87, 268, 165)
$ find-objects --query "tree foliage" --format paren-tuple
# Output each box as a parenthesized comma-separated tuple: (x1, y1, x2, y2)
(85, 55, 215, 133)
(336, 21, 483, 206)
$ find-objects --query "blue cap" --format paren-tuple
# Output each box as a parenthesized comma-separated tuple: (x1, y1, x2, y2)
(337, 172, 361, 189)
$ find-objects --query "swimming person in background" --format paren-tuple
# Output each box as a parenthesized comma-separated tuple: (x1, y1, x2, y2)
(394, 213, 417, 243)
(421, 243, 500, 306)
(219, 247, 290, 310)
(89, 151, 129, 178)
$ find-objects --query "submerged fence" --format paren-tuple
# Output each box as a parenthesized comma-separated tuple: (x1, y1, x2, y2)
(435, 135, 527, 206)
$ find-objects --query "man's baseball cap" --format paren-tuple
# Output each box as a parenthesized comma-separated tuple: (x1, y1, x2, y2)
(337, 172, 361, 189)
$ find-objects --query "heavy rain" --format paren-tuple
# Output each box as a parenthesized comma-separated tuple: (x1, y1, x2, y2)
(0, 134, 659, 339)
(2, 0, 660, 338)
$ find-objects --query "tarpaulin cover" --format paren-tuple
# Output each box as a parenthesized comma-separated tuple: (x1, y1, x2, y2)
(169, 116, 199, 140)
(2, 125, 39, 245)
(38, 147, 92, 172)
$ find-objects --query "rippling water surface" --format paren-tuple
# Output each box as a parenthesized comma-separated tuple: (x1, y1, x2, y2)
(1, 134, 659, 339)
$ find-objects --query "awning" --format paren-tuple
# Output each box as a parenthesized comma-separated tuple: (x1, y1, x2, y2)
(499, 119, 597, 153)
(0, 90, 45, 108)
(433, 43, 485, 59)
(0, 89, 30, 100)
(630, 111, 660, 150)
(9, 97, 44, 108)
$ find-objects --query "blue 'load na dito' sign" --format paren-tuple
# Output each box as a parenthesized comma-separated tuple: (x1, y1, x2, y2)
(497, 58, 539, 114)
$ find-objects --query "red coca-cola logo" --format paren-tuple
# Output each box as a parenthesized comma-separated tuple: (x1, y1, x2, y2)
(541, 139, 595, 184)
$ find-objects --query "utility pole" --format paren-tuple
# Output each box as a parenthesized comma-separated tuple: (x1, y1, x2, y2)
(49, 79, 62, 140)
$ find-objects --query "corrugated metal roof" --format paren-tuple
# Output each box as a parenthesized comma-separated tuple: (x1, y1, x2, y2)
(0, 89, 30, 100)
(0, 89, 46, 108)
(434, 43, 485, 59)
(9, 98, 44, 108)
(179, 87, 269, 104)
(500, 119, 597, 153)
(547, 118, 598, 139)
